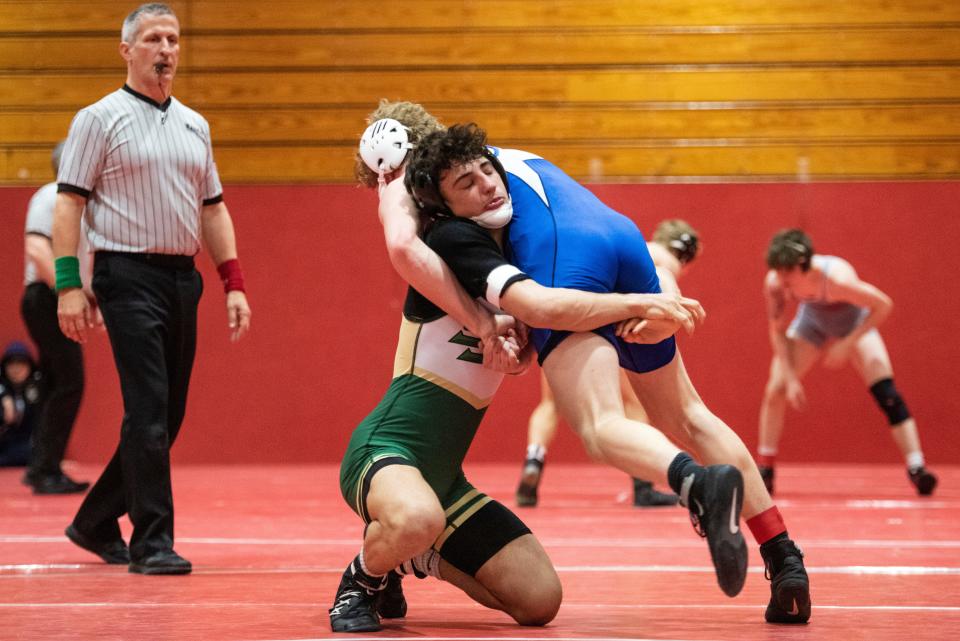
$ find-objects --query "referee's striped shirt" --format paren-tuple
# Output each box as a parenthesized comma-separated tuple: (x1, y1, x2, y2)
(57, 84, 223, 256)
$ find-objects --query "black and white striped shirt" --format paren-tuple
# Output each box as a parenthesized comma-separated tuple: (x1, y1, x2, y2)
(57, 85, 223, 255)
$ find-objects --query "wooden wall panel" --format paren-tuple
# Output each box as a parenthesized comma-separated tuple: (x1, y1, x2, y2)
(188, 1, 960, 29)
(7, 104, 960, 146)
(0, 112, 76, 143)
(0, 2, 189, 32)
(211, 142, 960, 182)
(8, 1, 957, 31)
(5, 67, 959, 110)
(147, 28, 960, 67)
(8, 29, 960, 71)
(1, 0, 958, 183)
(218, 142, 960, 182)
(528, 142, 960, 180)
(12, 142, 956, 185)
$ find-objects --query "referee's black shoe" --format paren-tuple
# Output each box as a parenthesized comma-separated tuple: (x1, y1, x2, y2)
(330, 570, 381, 632)
(65, 524, 130, 564)
(680, 464, 748, 597)
(376, 570, 407, 619)
(761, 536, 811, 624)
(27, 472, 89, 495)
(129, 550, 192, 575)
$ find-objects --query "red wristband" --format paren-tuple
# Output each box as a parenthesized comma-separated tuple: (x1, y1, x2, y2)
(217, 258, 246, 293)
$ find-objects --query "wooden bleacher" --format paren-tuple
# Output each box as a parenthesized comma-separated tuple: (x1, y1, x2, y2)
(2, 0, 958, 183)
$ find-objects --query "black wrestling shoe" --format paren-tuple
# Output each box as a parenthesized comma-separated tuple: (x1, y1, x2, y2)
(909, 467, 938, 496)
(680, 464, 748, 597)
(516, 459, 543, 507)
(330, 571, 381, 633)
(376, 570, 407, 619)
(632, 479, 679, 507)
(761, 537, 811, 624)
(758, 465, 775, 495)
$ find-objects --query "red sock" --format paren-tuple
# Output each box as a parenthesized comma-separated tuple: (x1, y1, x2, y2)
(757, 453, 776, 468)
(747, 506, 787, 545)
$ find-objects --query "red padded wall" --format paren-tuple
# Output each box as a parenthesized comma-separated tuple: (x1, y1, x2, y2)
(1, 181, 957, 466)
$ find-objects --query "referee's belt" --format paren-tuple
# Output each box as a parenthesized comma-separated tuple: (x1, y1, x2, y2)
(97, 250, 195, 271)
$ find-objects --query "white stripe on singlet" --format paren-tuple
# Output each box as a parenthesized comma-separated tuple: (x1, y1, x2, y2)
(57, 86, 223, 255)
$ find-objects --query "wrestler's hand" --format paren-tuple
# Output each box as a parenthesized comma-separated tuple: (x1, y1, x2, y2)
(785, 377, 807, 411)
(628, 293, 705, 334)
(496, 335, 534, 375)
(2, 396, 15, 426)
(57, 288, 93, 344)
(493, 313, 517, 336)
(616, 317, 682, 344)
(511, 319, 530, 350)
(481, 331, 523, 374)
(226, 290, 252, 342)
(514, 341, 535, 374)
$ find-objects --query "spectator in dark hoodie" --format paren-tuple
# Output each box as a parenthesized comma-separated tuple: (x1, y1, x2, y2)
(0, 341, 43, 467)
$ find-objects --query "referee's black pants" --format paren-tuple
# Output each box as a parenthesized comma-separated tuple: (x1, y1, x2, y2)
(73, 252, 202, 561)
(20, 282, 85, 478)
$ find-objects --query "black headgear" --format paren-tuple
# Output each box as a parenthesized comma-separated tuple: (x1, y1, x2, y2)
(404, 162, 448, 218)
(405, 147, 510, 219)
(483, 147, 510, 197)
(668, 232, 700, 264)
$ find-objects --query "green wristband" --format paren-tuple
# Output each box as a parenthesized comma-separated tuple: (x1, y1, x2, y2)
(54, 256, 82, 291)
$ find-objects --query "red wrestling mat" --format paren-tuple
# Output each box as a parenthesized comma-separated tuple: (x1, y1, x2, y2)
(1, 462, 958, 641)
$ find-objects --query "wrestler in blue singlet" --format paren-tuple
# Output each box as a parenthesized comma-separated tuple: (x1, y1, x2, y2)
(490, 147, 676, 373)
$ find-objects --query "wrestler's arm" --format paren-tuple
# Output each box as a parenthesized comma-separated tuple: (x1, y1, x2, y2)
(655, 266, 681, 296)
(647, 243, 683, 296)
(825, 265, 893, 343)
(499, 279, 701, 336)
(378, 177, 496, 339)
(764, 270, 796, 368)
(614, 244, 684, 340)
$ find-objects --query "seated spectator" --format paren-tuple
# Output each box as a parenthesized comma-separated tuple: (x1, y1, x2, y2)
(0, 341, 43, 468)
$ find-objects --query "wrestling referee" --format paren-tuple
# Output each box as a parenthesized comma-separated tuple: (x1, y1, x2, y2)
(52, 3, 251, 575)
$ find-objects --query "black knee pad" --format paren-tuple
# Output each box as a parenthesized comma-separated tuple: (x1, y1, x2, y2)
(439, 499, 531, 577)
(869, 378, 911, 425)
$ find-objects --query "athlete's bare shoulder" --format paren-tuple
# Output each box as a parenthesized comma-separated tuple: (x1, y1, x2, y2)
(816, 255, 887, 307)
(818, 255, 858, 282)
(647, 241, 681, 277)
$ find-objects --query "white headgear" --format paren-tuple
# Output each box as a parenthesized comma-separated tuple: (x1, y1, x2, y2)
(359, 118, 414, 176)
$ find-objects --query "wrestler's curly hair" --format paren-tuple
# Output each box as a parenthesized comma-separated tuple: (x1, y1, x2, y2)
(403, 123, 490, 221)
(354, 99, 445, 188)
